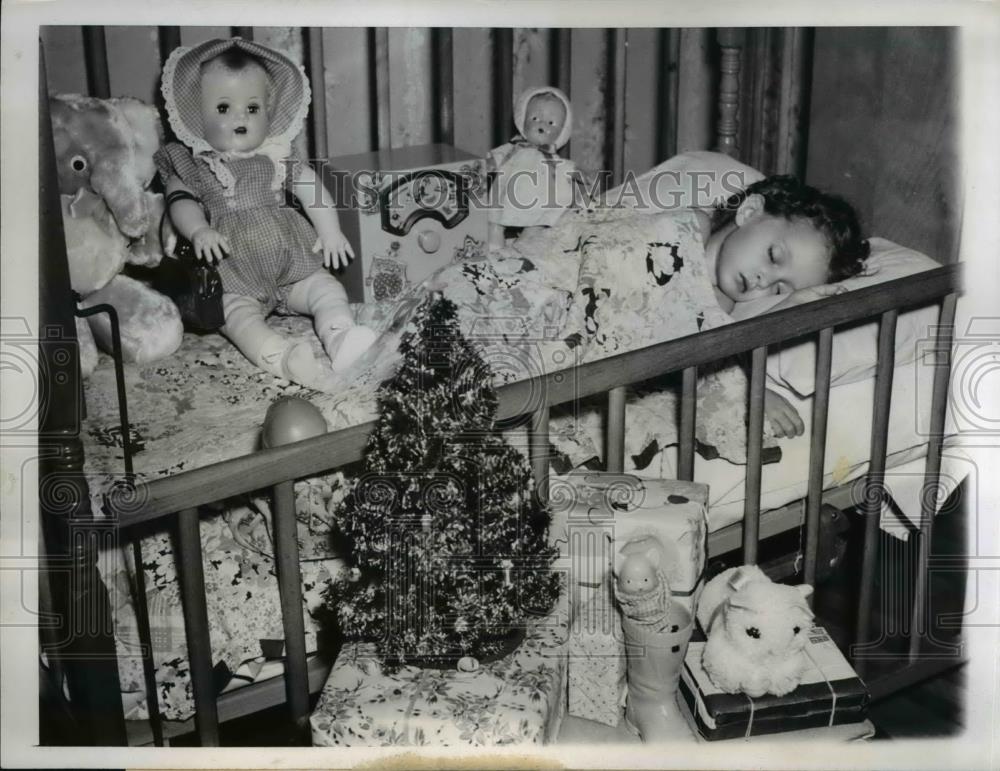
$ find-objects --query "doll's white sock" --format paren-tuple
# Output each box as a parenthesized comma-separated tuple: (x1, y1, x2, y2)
(286, 270, 377, 371)
(221, 293, 326, 385)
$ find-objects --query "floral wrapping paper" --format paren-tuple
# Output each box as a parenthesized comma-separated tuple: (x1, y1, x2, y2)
(566, 592, 627, 727)
(309, 596, 570, 746)
(80, 207, 756, 724)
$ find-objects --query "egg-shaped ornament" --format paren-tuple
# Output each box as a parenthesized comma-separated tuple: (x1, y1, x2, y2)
(457, 656, 480, 673)
(261, 396, 328, 449)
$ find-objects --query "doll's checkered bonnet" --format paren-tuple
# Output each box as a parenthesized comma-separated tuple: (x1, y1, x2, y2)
(160, 37, 311, 194)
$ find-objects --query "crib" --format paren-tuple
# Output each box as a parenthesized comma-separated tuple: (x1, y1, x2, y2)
(36, 25, 964, 746)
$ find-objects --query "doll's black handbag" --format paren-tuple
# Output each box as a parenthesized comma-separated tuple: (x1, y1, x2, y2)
(155, 191, 226, 333)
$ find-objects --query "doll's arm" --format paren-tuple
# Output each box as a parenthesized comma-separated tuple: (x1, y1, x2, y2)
(164, 176, 229, 263)
(291, 165, 355, 270)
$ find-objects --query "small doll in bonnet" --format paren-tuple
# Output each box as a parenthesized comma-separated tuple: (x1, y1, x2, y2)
(487, 86, 577, 247)
(156, 38, 376, 386)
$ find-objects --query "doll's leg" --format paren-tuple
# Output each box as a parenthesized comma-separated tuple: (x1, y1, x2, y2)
(285, 270, 376, 371)
(220, 293, 326, 384)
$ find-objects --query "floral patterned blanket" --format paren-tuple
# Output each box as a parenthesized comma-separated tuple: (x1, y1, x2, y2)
(85, 205, 765, 723)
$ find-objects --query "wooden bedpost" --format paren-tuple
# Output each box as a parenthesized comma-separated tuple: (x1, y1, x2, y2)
(38, 43, 127, 745)
(716, 28, 745, 158)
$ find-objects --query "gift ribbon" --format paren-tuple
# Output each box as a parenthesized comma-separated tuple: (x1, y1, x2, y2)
(804, 644, 838, 728)
(740, 644, 838, 739)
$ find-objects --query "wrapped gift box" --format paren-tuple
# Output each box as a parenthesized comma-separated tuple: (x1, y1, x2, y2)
(679, 626, 870, 741)
(309, 597, 568, 746)
(566, 590, 627, 727)
(558, 473, 708, 613)
(561, 474, 708, 726)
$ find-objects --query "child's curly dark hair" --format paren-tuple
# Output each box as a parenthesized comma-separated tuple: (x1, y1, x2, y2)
(712, 175, 870, 281)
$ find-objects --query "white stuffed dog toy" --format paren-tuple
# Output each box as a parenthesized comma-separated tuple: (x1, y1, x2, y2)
(697, 565, 815, 698)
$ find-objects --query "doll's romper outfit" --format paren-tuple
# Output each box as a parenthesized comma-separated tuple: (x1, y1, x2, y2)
(155, 144, 322, 313)
(158, 36, 374, 382)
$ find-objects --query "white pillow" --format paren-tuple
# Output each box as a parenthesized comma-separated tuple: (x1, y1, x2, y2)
(729, 238, 943, 397)
(604, 150, 765, 213)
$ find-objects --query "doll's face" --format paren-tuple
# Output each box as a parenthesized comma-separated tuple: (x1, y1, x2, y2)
(523, 94, 566, 147)
(617, 554, 658, 594)
(199, 62, 270, 153)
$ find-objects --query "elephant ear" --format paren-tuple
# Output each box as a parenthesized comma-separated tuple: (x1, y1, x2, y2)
(111, 97, 163, 188)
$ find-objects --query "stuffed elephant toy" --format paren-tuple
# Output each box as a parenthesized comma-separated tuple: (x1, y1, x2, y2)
(50, 93, 182, 376)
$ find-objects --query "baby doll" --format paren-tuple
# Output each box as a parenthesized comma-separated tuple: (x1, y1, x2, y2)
(697, 175, 870, 439)
(487, 86, 577, 247)
(157, 38, 376, 387)
(614, 536, 673, 632)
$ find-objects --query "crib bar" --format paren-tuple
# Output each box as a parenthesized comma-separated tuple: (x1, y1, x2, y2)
(607, 386, 627, 473)
(123, 266, 960, 526)
(127, 539, 164, 745)
(553, 29, 572, 157)
(272, 481, 311, 733)
(775, 27, 813, 178)
(716, 28, 744, 157)
(158, 27, 181, 66)
(678, 366, 697, 481)
(432, 28, 455, 146)
(609, 28, 627, 187)
(39, 51, 126, 743)
(529, 406, 551, 504)
(803, 326, 834, 589)
(307, 29, 329, 159)
(742, 346, 768, 563)
(659, 28, 681, 162)
(176, 508, 220, 746)
(373, 28, 391, 150)
(554, 29, 572, 94)
(83, 26, 111, 98)
(909, 294, 958, 661)
(493, 28, 514, 147)
(854, 309, 899, 677)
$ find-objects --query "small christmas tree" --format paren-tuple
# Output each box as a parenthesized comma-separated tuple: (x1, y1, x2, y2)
(326, 293, 561, 668)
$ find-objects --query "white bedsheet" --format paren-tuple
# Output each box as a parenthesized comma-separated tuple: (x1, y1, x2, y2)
(629, 354, 965, 536)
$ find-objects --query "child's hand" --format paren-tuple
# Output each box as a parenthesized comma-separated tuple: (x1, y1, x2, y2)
(314, 231, 355, 270)
(191, 226, 230, 263)
(764, 388, 804, 438)
(773, 284, 848, 310)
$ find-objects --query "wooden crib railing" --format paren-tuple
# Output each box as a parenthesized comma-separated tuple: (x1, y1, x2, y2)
(116, 263, 962, 747)
(38, 25, 963, 747)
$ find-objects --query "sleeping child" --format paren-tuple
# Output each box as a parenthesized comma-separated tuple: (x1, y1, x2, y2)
(696, 175, 870, 438)
(157, 37, 376, 388)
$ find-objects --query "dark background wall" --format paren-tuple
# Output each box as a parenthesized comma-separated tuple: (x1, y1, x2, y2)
(805, 27, 959, 263)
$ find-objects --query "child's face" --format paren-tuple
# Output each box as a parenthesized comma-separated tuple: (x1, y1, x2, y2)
(715, 210, 830, 302)
(523, 95, 566, 147)
(200, 63, 270, 153)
